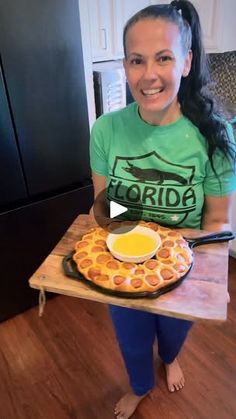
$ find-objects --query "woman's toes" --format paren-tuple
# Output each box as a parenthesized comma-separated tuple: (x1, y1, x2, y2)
(114, 405, 121, 415)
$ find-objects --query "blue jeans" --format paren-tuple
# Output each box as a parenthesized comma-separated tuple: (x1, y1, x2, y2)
(109, 305, 193, 396)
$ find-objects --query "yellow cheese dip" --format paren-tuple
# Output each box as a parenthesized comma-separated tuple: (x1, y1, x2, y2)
(112, 233, 156, 256)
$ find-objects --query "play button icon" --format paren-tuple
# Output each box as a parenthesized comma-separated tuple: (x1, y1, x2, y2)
(110, 201, 127, 218)
(93, 185, 143, 232)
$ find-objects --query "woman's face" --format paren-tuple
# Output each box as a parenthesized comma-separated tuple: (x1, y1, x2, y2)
(123, 18, 192, 125)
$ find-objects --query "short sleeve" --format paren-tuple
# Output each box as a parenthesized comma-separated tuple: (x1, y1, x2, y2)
(89, 115, 110, 176)
(204, 122, 236, 196)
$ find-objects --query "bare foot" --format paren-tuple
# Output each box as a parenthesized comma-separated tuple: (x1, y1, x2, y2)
(165, 358, 185, 392)
(114, 391, 149, 419)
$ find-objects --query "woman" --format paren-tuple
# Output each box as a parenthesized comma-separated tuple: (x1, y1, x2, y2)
(89, 1, 236, 418)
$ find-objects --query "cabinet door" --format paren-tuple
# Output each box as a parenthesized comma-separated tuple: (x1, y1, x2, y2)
(88, 0, 113, 61)
(191, 0, 221, 52)
(191, 0, 236, 52)
(158, 0, 217, 51)
(149, 0, 219, 49)
(0, 64, 28, 207)
(113, 0, 150, 58)
(151, 0, 236, 52)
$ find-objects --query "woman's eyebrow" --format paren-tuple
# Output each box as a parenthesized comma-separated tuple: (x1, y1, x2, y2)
(127, 52, 143, 58)
(127, 49, 174, 59)
(155, 49, 174, 56)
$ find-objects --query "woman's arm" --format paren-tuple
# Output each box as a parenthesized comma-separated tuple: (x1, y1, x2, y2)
(201, 194, 234, 231)
(89, 172, 109, 218)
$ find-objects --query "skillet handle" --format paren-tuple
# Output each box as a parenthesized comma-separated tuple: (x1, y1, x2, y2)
(63, 254, 80, 279)
(185, 230, 235, 248)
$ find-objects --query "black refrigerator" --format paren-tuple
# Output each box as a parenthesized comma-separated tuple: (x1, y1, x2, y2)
(0, 0, 94, 321)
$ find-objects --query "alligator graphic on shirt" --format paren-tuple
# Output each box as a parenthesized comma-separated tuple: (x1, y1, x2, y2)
(123, 161, 188, 185)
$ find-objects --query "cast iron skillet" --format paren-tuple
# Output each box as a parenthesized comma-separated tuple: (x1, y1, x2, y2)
(63, 230, 235, 299)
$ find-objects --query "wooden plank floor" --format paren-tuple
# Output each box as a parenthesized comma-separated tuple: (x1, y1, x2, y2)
(0, 258, 236, 419)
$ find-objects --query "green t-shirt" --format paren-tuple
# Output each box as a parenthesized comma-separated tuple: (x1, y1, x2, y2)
(90, 102, 236, 229)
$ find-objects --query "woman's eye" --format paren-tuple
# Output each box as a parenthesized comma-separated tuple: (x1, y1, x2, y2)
(130, 58, 143, 65)
(158, 56, 172, 63)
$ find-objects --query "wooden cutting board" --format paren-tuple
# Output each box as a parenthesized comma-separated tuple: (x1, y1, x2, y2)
(29, 214, 229, 322)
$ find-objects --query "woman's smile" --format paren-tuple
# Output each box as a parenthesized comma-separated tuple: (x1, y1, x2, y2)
(141, 87, 164, 97)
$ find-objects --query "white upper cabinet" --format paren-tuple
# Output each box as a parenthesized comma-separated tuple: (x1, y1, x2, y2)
(88, 0, 113, 61)
(112, 0, 150, 58)
(88, 0, 236, 62)
(152, 0, 236, 53)
(191, 0, 236, 52)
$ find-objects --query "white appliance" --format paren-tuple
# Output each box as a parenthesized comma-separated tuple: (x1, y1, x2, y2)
(93, 60, 133, 117)
(230, 192, 236, 258)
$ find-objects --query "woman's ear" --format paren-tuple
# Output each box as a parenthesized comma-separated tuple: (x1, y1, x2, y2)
(182, 49, 193, 77)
